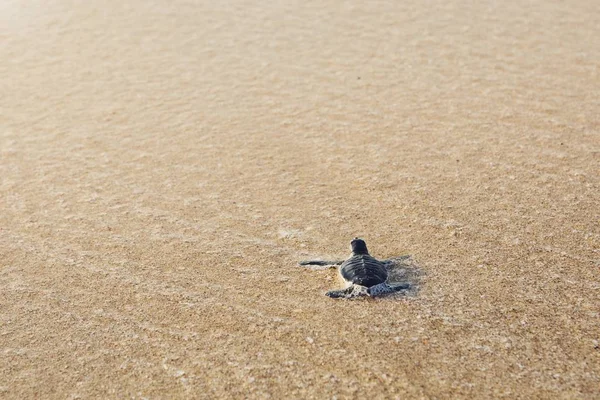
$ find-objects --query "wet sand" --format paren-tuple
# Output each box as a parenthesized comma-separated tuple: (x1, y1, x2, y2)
(1, 0, 599, 398)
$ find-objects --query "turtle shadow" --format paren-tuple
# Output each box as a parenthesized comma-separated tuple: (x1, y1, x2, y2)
(382, 255, 423, 298)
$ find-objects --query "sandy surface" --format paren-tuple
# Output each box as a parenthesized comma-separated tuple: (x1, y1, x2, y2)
(1, 0, 599, 398)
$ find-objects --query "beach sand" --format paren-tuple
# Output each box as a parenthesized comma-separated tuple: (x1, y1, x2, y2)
(1, 0, 599, 398)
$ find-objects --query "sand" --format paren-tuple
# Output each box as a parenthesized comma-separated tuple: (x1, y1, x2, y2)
(1, 0, 599, 398)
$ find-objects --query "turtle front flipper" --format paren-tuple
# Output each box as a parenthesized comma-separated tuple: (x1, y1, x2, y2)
(299, 260, 344, 266)
(367, 282, 410, 297)
(299, 260, 344, 270)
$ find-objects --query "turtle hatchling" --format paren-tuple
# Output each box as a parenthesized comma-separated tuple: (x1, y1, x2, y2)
(300, 238, 410, 299)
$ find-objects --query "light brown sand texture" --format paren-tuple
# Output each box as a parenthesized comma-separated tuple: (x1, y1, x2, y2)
(1, 0, 599, 398)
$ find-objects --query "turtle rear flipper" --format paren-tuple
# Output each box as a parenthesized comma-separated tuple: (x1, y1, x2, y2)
(325, 287, 351, 298)
(367, 282, 410, 297)
(326, 285, 368, 299)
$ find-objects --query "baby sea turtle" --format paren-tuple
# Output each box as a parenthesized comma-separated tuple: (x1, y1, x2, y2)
(300, 238, 410, 299)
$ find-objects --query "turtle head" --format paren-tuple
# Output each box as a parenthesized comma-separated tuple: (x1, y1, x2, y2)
(350, 238, 369, 255)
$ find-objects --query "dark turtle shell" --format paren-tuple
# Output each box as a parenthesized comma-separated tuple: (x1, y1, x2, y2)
(340, 253, 388, 287)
